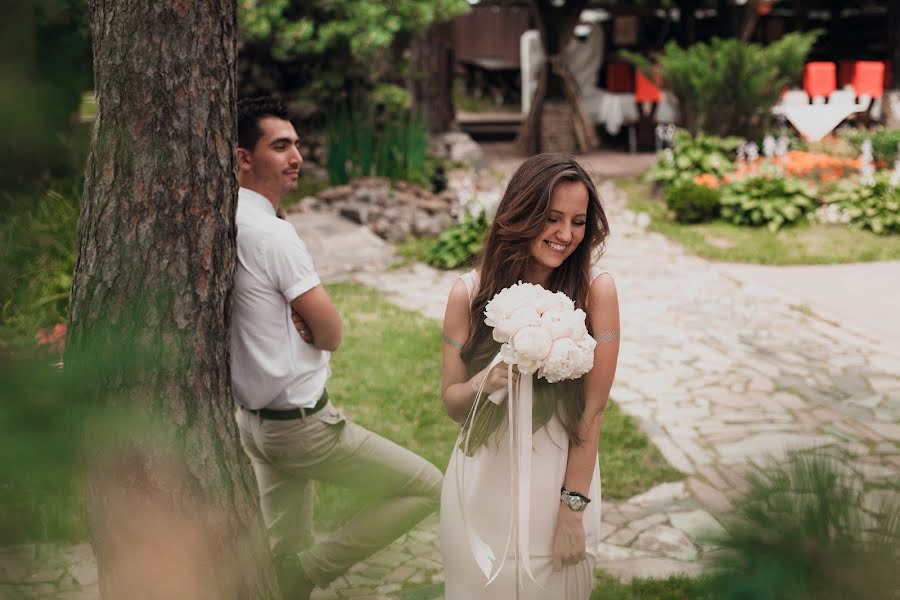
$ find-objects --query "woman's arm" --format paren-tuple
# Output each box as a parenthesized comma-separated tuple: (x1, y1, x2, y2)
(441, 279, 511, 423)
(553, 273, 620, 570)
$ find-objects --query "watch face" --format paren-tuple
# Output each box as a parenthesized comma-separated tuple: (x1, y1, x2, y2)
(569, 496, 585, 511)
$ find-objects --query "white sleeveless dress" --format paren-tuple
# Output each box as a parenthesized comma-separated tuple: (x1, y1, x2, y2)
(440, 271, 602, 600)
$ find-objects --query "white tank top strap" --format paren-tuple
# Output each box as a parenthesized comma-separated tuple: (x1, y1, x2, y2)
(459, 270, 480, 303)
(590, 266, 610, 284)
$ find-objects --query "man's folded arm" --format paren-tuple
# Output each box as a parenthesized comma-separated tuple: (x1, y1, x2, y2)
(291, 286, 342, 352)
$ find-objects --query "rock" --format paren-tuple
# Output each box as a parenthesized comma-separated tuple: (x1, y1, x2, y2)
(432, 132, 484, 164)
(413, 212, 444, 237)
(352, 176, 391, 189)
(632, 524, 698, 561)
(668, 509, 726, 546)
(370, 219, 390, 238)
(628, 481, 689, 507)
(392, 191, 417, 205)
(339, 205, 367, 225)
(384, 221, 412, 243)
(318, 185, 354, 202)
(438, 190, 459, 204)
(417, 198, 446, 214)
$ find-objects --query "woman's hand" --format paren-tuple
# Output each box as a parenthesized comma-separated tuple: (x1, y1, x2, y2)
(552, 506, 586, 571)
(473, 361, 518, 395)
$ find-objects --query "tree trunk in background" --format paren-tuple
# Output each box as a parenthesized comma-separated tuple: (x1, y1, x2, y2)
(66, 1, 276, 598)
(740, 0, 762, 42)
(517, 0, 597, 155)
(411, 20, 457, 134)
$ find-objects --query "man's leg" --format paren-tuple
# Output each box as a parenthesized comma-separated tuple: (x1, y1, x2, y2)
(236, 409, 317, 597)
(248, 402, 442, 588)
(290, 416, 442, 587)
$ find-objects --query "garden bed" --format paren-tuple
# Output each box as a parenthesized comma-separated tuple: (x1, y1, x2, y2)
(622, 126, 900, 264)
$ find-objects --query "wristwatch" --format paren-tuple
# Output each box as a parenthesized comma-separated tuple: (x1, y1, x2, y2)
(560, 486, 591, 512)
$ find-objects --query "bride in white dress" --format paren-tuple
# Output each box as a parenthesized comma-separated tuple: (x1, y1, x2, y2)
(439, 154, 620, 599)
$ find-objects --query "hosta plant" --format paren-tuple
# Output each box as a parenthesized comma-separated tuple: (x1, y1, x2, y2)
(822, 176, 900, 235)
(719, 175, 818, 232)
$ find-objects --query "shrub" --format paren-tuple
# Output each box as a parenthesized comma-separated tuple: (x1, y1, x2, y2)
(325, 103, 430, 186)
(665, 181, 721, 224)
(625, 31, 820, 139)
(647, 129, 743, 189)
(704, 452, 900, 599)
(0, 182, 79, 344)
(425, 212, 488, 269)
(823, 176, 900, 235)
(719, 176, 818, 232)
(840, 127, 900, 166)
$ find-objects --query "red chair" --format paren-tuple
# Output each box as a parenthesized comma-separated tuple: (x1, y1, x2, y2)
(803, 62, 836, 99)
(606, 63, 634, 94)
(635, 70, 661, 103)
(852, 60, 885, 98)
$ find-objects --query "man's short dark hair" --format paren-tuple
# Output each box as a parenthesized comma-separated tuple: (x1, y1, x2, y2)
(237, 96, 290, 150)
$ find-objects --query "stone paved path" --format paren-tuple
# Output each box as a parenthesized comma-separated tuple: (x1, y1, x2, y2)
(4, 176, 898, 599)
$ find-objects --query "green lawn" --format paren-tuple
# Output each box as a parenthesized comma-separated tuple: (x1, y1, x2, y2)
(612, 176, 900, 265)
(591, 571, 710, 600)
(397, 570, 708, 600)
(0, 282, 681, 549)
(392, 235, 438, 268)
(316, 283, 681, 526)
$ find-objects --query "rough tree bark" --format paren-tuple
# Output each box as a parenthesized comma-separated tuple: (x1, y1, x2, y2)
(411, 20, 457, 134)
(65, 1, 277, 598)
(517, 0, 598, 155)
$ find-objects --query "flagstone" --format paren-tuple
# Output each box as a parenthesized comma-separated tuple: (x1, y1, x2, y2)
(687, 478, 733, 514)
(627, 482, 688, 506)
(632, 525, 697, 561)
(668, 510, 727, 545)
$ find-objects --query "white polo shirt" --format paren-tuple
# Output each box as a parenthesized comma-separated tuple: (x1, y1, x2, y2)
(230, 187, 330, 410)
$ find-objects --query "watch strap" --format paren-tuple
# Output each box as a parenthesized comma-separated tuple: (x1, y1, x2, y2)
(560, 486, 591, 503)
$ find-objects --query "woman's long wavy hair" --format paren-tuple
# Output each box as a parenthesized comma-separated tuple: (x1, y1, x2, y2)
(460, 154, 609, 453)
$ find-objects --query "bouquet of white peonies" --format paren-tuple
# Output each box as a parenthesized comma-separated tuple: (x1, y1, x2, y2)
(483, 281, 596, 400)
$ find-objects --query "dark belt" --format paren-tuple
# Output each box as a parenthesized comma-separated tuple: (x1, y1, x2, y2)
(244, 389, 329, 420)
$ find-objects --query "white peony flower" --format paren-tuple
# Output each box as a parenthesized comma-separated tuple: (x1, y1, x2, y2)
(540, 308, 588, 340)
(493, 306, 541, 343)
(539, 335, 597, 383)
(539, 338, 580, 383)
(511, 325, 553, 362)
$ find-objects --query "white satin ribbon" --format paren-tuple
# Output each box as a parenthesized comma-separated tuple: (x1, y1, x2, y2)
(457, 353, 538, 596)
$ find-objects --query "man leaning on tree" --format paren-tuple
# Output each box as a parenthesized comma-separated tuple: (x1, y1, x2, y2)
(230, 96, 442, 599)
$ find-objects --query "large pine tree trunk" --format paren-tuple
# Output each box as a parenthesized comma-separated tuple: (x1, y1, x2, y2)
(66, 1, 277, 598)
(517, 0, 597, 155)
(411, 20, 457, 134)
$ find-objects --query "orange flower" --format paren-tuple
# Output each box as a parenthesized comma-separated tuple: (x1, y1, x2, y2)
(35, 322, 66, 353)
(694, 173, 720, 188)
